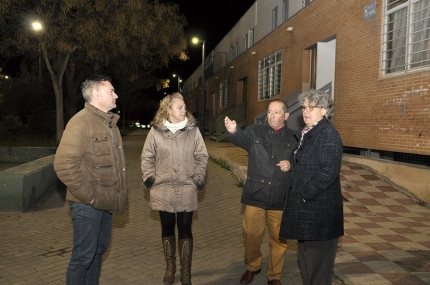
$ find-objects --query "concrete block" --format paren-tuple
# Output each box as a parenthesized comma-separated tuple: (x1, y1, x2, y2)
(0, 147, 57, 163)
(0, 155, 57, 212)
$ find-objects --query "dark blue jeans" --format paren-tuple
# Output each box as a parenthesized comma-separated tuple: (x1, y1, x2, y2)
(66, 202, 112, 285)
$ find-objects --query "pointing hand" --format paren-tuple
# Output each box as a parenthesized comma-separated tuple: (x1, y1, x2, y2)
(224, 116, 237, 134)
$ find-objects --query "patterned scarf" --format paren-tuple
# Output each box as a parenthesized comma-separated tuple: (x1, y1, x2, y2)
(294, 122, 318, 155)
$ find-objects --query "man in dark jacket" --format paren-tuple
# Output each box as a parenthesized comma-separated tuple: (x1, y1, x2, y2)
(224, 99, 296, 285)
(54, 75, 127, 285)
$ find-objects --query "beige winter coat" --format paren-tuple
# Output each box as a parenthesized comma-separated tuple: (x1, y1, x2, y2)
(141, 118, 208, 213)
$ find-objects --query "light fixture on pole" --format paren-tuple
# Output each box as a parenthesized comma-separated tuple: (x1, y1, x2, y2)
(173, 73, 181, 92)
(192, 37, 206, 140)
(32, 21, 43, 82)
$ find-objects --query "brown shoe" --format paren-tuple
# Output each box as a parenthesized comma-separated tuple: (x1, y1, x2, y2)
(239, 269, 261, 284)
(267, 280, 282, 285)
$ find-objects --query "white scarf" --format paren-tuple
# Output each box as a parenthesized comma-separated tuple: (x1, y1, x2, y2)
(164, 117, 188, 134)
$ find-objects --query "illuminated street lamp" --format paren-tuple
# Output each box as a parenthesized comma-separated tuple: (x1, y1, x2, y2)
(172, 74, 182, 92)
(32, 21, 42, 31)
(32, 21, 43, 81)
(192, 37, 206, 139)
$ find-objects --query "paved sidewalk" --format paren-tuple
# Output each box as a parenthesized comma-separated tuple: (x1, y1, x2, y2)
(0, 129, 429, 285)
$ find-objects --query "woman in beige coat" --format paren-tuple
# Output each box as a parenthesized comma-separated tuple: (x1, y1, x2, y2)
(141, 93, 208, 285)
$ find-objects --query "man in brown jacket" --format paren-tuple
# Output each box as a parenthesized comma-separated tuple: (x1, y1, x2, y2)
(54, 75, 127, 285)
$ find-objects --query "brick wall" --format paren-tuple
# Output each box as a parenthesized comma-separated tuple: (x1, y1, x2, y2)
(184, 0, 430, 155)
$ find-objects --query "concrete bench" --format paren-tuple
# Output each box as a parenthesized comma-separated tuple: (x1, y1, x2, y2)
(0, 155, 58, 212)
(0, 146, 57, 162)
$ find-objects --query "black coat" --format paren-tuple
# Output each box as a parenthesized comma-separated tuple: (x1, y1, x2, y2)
(227, 122, 296, 210)
(279, 118, 344, 240)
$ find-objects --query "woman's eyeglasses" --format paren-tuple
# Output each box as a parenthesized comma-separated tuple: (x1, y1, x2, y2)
(301, 106, 323, 112)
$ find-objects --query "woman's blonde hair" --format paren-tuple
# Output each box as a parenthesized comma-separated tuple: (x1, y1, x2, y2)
(151, 93, 195, 126)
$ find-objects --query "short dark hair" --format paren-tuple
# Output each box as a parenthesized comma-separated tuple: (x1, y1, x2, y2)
(269, 99, 288, 113)
(81, 75, 112, 102)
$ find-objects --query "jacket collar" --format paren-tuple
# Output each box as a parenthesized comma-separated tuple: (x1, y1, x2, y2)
(295, 118, 329, 138)
(152, 117, 197, 133)
(85, 102, 120, 125)
(265, 121, 287, 133)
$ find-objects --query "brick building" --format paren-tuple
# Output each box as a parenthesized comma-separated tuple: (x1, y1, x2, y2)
(182, 0, 430, 158)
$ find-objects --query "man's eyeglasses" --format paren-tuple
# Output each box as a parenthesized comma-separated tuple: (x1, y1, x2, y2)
(301, 105, 323, 112)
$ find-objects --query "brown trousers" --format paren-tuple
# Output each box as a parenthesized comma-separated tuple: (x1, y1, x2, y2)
(243, 205, 287, 281)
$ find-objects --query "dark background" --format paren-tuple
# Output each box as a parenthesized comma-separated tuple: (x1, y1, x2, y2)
(160, 0, 255, 84)
(0, 1, 256, 126)
(141, 0, 256, 123)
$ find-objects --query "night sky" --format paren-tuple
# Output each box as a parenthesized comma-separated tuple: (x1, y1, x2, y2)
(1, 1, 256, 82)
(162, 0, 256, 81)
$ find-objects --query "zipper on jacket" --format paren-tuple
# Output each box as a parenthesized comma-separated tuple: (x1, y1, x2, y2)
(108, 125, 125, 213)
(93, 165, 113, 169)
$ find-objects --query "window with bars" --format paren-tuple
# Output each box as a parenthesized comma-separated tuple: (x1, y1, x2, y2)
(282, 0, 289, 22)
(235, 43, 239, 58)
(272, 6, 278, 31)
(250, 28, 254, 47)
(219, 79, 230, 108)
(383, 0, 430, 74)
(244, 34, 249, 51)
(302, 0, 312, 7)
(258, 50, 282, 100)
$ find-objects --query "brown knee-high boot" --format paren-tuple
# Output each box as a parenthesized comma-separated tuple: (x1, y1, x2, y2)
(178, 239, 193, 285)
(162, 236, 176, 285)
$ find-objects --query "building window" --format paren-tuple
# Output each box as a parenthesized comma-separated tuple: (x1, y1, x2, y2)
(250, 28, 254, 47)
(302, 0, 313, 7)
(258, 50, 282, 100)
(230, 46, 234, 61)
(383, 0, 430, 74)
(282, 0, 289, 22)
(220, 79, 230, 108)
(244, 34, 249, 51)
(235, 42, 238, 58)
(272, 7, 278, 30)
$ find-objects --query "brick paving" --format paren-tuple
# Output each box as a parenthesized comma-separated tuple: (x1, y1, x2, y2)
(0, 129, 429, 285)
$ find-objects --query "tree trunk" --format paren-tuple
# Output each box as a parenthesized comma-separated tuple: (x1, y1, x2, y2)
(40, 41, 74, 141)
(65, 57, 84, 122)
(52, 79, 64, 141)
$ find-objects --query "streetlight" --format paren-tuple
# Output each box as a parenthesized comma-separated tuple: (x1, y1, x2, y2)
(3, 75, 11, 91)
(192, 37, 206, 139)
(32, 21, 42, 82)
(172, 74, 182, 92)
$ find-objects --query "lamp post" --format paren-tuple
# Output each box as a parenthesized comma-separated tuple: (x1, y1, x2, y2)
(32, 21, 42, 82)
(192, 37, 206, 139)
(3, 75, 11, 91)
(173, 73, 181, 92)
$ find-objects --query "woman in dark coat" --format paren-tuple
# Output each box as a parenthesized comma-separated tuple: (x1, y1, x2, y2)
(279, 90, 343, 285)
